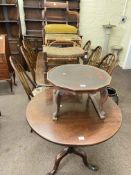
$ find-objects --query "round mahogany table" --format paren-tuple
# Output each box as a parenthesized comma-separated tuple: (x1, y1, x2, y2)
(26, 88, 122, 175)
(47, 64, 111, 120)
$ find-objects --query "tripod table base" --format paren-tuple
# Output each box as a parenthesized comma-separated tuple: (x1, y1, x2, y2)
(47, 146, 98, 175)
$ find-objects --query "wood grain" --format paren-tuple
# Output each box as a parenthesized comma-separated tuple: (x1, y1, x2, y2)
(26, 88, 122, 146)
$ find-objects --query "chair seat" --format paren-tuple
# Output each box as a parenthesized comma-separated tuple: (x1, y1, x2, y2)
(44, 24, 78, 34)
(43, 46, 85, 58)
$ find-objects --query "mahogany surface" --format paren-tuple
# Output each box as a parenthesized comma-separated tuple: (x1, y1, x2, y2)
(47, 64, 111, 119)
(47, 64, 111, 92)
(26, 88, 122, 146)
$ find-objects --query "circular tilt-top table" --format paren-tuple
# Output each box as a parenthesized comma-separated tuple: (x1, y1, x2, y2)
(47, 64, 111, 120)
(26, 88, 122, 175)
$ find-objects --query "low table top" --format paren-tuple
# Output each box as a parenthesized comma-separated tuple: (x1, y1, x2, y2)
(26, 88, 122, 146)
(47, 64, 111, 91)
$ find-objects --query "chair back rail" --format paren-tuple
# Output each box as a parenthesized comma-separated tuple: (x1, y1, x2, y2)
(87, 46, 102, 67)
(20, 46, 35, 82)
(98, 53, 118, 75)
(22, 39, 37, 69)
(9, 56, 35, 100)
(83, 40, 91, 52)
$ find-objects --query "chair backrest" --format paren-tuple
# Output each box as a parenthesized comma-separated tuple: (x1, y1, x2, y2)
(22, 40, 37, 67)
(9, 56, 35, 100)
(83, 40, 91, 52)
(42, 2, 79, 28)
(20, 46, 35, 82)
(67, 10, 79, 29)
(87, 46, 102, 67)
(98, 53, 118, 75)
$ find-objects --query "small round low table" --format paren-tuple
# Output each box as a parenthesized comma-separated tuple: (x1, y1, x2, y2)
(47, 64, 111, 120)
(26, 88, 122, 175)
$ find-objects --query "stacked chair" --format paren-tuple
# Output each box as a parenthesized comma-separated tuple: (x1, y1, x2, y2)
(41, 7, 85, 83)
(43, 8, 81, 46)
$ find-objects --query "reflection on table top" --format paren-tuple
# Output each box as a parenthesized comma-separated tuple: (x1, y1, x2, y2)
(26, 88, 122, 146)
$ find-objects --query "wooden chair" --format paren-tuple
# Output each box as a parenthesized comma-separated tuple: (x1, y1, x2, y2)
(20, 46, 35, 82)
(87, 46, 102, 66)
(22, 39, 37, 69)
(43, 9, 81, 46)
(98, 53, 119, 104)
(42, 41, 85, 83)
(98, 53, 118, 75)
(9, 56, 44, 101)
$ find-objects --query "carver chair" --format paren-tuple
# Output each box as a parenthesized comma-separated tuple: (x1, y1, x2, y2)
(98, 53, 119, 104)
(87, 46, 102, 66)
(22, 39, 37, 69)
(9, 56, 44, 101)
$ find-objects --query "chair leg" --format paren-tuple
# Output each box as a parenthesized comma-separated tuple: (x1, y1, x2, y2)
(113, 94, 119, 105)
(77, 57, 79, 64)
(43, 52, 48, 84)
(7, 79, 13, 92)
(0, 111, 1, 116)
(13, 72, 17, 86)
(30, 128, 33, 133)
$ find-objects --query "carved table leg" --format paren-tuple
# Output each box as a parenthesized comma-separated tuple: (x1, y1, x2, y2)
(47, 147, 98, 175)
(99, 87, 108, 119)
(47, 147, 70, 175)
(73, 147, 98, 171)
(53, 90, 61, 120)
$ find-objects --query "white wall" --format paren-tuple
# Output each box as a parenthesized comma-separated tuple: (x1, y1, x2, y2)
(80, 0, 131, 68)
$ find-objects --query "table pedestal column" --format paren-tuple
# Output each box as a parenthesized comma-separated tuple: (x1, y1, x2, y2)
(47, 147, 98, 175)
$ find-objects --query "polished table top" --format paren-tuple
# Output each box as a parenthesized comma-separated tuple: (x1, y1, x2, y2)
(26, 88, 122, 146)
(47, 64, 111, 92)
